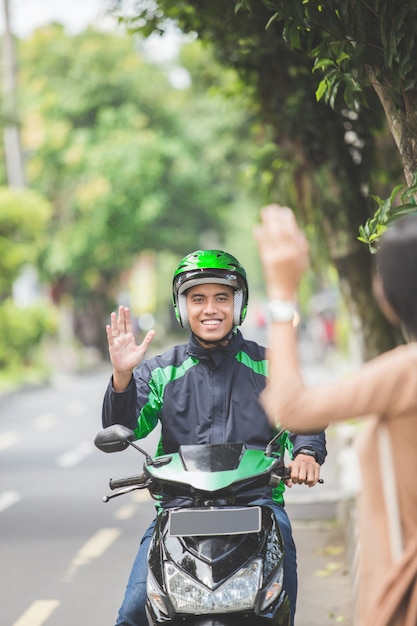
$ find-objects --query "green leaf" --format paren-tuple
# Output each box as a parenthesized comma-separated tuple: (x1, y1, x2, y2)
(265, 12, 280, 29)
(358, 174, 417, 251)
(389, 183, 406, 204)
(336, 51, 350, 64)
(288, 23, 302, 49)
(315, 79, 328, 101)
(313, 57, 335, 72)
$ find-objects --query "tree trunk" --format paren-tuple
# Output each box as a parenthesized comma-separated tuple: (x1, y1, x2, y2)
(332, 244, 403, 360)
(367, 67, 417, 188)
(1, 0, 25, 188)
(298, 193, 402, 361)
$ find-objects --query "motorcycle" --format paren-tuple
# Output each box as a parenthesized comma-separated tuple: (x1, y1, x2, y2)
(94, 424, 291, 626)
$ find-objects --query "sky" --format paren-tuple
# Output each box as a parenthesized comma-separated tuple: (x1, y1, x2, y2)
(1, 0, 186, 68)
(1, 0, 113, 37)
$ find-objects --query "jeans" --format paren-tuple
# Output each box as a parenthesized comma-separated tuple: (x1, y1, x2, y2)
(115, 501, 297, 626)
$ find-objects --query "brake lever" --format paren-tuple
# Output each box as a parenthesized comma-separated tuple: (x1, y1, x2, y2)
(103, 484, 148, 502)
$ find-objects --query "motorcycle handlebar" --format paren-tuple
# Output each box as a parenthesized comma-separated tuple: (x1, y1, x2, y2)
(269, 467, 324, 486)
(108, 465, 321, 494)
(109, 474, 146, 490)
(279, 467, 291, 480)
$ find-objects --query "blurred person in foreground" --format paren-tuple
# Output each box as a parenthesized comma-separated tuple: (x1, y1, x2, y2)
(254, 203, 417, 626)
(102, 248, 327, 626)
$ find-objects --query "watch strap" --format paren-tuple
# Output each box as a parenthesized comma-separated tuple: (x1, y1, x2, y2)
(296, 447, 318, 462)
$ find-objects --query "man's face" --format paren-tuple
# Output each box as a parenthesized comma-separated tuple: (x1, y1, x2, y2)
(186, 283, 235, 345)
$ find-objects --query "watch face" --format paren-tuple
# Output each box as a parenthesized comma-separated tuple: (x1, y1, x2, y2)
(268, 300, 296, 322)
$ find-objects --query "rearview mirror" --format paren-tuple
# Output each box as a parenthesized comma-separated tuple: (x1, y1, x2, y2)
(94, 425, 135, 453)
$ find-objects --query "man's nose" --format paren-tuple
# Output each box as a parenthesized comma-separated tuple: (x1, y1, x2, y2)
(203, 298, 217, 313)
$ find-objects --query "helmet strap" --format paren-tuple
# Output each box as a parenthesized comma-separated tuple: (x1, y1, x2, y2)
(178, 293, 189, 327)
(233, 290, 243, 325)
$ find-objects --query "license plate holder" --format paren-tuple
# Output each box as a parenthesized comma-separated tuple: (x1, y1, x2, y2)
(168, 506, 261, 537)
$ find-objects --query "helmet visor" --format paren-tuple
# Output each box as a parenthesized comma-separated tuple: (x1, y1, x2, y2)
(175, 269, 243, 296)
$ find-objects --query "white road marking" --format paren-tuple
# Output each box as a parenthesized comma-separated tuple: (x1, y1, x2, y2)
(0, 431, 19, 450)
(0, 491, 21, 512)
(34, 413, 56, 431)
(57, 441, 94, 468)
(63, 527, 121, 582)
(115, 503, 137, 520)
(114, 490, 152, 519)
(12, 599, 60, 626)
(132, 490, 152, 503)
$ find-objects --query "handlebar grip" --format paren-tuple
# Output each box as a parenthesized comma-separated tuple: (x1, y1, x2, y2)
(109, 474, 146, 490)
(269, 467, 324, 486)
(269, 467, 291, 487)
(280, 467, 291, 480)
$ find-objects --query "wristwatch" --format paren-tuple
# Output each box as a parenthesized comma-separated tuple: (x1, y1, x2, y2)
(295, 447, 318, 462)
(267, 299, 297, 323)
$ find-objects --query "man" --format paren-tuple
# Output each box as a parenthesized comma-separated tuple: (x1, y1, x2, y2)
(102, 249, 326, 626)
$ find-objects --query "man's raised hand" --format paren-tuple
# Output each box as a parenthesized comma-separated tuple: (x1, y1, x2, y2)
(106, 306, 155, 391)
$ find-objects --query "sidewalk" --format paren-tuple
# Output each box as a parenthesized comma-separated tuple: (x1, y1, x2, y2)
(293, 519, 353, 625)
(286, 344, 358, 626)
(284, 421, 356, 626)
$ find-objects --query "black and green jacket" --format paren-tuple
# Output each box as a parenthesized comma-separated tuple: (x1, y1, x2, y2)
(102, 329, 327, 504)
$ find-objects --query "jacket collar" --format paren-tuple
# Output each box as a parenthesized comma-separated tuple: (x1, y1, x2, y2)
(187, 328, 244, 363)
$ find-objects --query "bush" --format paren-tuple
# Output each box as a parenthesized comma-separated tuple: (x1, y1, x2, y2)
(0, 299, 57, 370)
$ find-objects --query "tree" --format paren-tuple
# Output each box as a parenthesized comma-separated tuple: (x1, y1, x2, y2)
(259, 0, 417, 245)
(109, 0, 405, 357)
(0, 187, 55, 373)
(16, 24, 265, 351)
(260, 0, 417, 187)
(0, 187, 51, 297)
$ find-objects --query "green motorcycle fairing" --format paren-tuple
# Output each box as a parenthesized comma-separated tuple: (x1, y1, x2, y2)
(144, 443, 281, 493)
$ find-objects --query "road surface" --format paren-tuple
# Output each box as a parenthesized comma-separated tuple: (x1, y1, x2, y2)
(1, 359, 353, 626)
(1, 366, 159, 626)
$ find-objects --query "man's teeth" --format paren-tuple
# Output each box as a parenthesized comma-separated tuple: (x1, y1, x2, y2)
(202, 320, 220, 325)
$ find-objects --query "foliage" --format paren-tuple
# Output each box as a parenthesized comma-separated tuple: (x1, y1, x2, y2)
(18, 27, 257, 287)
(0, 187, 52, 298)
(13, 23, 267, 350)
(260, 0, 417, 110)
(358, 174, 417, 252)
(0, 298, 57, 370)
(257, 0, 417, 237)
(0, 187, 54, 376)
(107, 0, 408, 358)
(108, 2, 397, 230)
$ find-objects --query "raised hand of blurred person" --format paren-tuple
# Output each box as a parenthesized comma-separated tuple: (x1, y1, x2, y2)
(253, 204, 310, 302)
(253, 204, 310, 427)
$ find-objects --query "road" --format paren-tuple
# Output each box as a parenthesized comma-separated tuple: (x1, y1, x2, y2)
(1, 351, 354, 626)
(0, 366, 160, 626)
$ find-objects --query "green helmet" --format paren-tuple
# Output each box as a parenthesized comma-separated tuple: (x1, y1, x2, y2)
(172, 249, 249, 328)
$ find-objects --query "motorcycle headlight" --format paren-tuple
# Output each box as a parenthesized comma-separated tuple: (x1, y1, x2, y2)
(164, 559, 262, 614)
